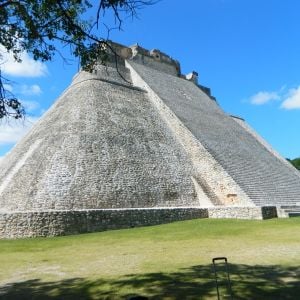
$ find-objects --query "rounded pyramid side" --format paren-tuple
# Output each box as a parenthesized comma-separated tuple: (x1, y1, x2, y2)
(0, 64, 197, 212)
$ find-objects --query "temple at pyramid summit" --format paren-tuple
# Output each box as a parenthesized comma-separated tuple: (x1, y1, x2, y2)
(1, 42, 300, 238)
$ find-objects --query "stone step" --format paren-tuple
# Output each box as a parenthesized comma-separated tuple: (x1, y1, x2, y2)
(283, 209, 300, 213)
(280, 206, 300, 218)
(280, 205, 300, 210)
(287, 212, 300, 217)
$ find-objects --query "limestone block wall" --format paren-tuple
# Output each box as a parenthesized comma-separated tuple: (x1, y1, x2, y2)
(208, 206, 278, 220)
(130, 54, 179, 76)
(0, 208, 208, 238)
(0, 206, 278, 238)
(127, 60, 300, 207)
(130, 44, 180, 76)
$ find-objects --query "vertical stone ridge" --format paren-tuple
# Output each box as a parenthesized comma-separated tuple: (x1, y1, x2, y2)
(191, 176, 220, 206)
(0, 139, 42, 198)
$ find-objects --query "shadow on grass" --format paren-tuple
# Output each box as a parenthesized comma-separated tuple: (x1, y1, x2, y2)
(0, 264, 299, 299)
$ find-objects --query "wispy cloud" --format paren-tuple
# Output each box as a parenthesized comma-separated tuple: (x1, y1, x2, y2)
(22, 100, 41, 113)
(249, 91, 280, 105)
(0, 117, 39, 145)
(0, 46, 48, 77)
(20, 84, 42, 96)
(281, 86, 300, 110)
(248, 85, 300, 110)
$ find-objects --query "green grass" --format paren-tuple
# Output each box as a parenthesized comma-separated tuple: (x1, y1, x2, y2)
(0, 218, 299, 299)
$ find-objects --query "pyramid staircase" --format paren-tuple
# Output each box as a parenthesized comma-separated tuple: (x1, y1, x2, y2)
(280, 205, 300, 217)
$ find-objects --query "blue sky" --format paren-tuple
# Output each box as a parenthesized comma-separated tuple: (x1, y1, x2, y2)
(1, 0, 300, 159)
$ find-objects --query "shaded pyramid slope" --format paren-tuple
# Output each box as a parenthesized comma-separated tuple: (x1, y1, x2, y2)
(127, 60, 300, 207)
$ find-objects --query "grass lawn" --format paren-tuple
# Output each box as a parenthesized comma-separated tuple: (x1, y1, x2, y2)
(0, 218, 299, 299)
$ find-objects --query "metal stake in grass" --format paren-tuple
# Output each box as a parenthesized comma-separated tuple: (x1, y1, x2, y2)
(212, 257, 233, 300)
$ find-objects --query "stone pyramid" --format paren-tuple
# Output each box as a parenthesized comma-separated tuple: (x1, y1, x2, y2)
(1, 42, 300, 238)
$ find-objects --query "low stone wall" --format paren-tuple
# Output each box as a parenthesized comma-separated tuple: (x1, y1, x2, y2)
(0, 208, 208, 239)
(208, 206, 278, 220)
(0, 206, 279, 239)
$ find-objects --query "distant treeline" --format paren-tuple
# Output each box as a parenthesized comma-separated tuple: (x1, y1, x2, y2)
(287, 158, 300, 170)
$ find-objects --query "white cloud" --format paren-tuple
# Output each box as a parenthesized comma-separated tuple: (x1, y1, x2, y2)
(249, 91, 280, 105)
(20, 84, 42, 96)
(22, 100, 41, 112)
(0, 45, 48, 77)
(0, 117, 39, 145)
(23, 100, 40, 112)
(281, 86, 300, 110)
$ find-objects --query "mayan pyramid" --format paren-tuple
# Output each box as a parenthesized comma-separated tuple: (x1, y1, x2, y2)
(1, 42, 300, 238)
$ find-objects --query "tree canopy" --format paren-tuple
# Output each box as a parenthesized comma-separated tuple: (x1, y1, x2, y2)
(287, 158, 300, 170)
(0, 0, 157, 119)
